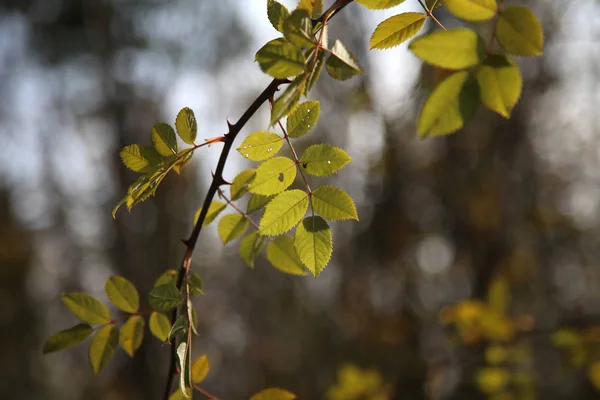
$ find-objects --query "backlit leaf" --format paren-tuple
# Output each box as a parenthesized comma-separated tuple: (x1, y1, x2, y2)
(120, 144, 162, 173)
(312, 185, 358, 221)
(266, 236, 307, 276)
(409, 28, 485, 70)
(283, 9, 314, 48)
(175, 107, 197, 145)
(173, 148, 194, 174)
(240, 233, 267, 268)
(248, 157, 297, 196)
(218, 213, 249, 244)
(267, 0, 290, 33)
(149, 311, 172, 342)
(231, 169, 256, 200)
(88, 324, 118, 375)
(250, 387, 296, 400)
(443, 0, 497, 22)
(297, 0, 322, 17)
(287, 100, 320, 138)
(299, 144, 351, 177)
(270, 75, 306, 126)
(326, 40, 363, 81)
(294, 216, 332, 276)
(192, 354, 210, 384)
(154, 269, 177, 287)
(119, 315, 145, 357)
(247, 194, 272, 214)
(496, 6, 544, 56)
(475, 367, 510, 394)
(148, 282, 183, 313)
(355, 0, 406, 9)
(417, 71, 479, 137)
(256, 38, 306, 79)
(476, 54, 522, 118)
(238, 131, 284, 161)
(194, 201, 227, 226)
(304, 51, 326, 94)
(61, 292, 111, 325)
(43, 324, 93, 354)
(152, 122, 178, 156)
(259, 189, 309, 236)
(105, 276, 139, 313)
(369, 12, 427, 50)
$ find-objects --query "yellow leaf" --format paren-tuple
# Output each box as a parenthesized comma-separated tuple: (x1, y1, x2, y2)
(191, 354, 210, 384)
(496, 6, 544, 56)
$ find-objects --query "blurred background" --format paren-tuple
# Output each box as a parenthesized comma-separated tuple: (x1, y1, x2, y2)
(1, 0, 599, 398)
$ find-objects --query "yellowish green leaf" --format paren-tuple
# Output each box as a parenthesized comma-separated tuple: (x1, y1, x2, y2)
(61, 292, 111, 325)
(299, 144, 351, 177)
(270, 75, 306, 126)
(119, 315, 145, 357)
(238, 131, 284, 161)
(369, 12, 427, 50)
(588, 362, 600, 391)
(304, 51, 326, 94)
(476, 54, 522, 118)
(105, 276, 139, 313)
(240, 233, 267, 268)
(312, 185, 358, 221)
(266, 236, 307, 276)
(148, 282, 183, 313)
(487, 275, 510, 314)
(247, 194, 272, 214)
(283, 9, 314, 49)
(154, 269, 177, 287)
(88, 324, 118, 375)
(248, 157, 297, 196)
(443, 0, 497, 22)
(231, 169, 256, 200)
(152, 122, 178, 156)
(286, 100, 320, 139)
(218, 213, 249, 244)
(475, 367, 510, 394)
(149, 311, 172, 342)
(259, 189, 309, 236)
(496, 6, 544, 56)
(43, 324, 93, 354)
(173, 148, 194, 174)
(119, 144, 162, 173)
(194, 201, 227, 226)
(175, 107, 197, 145)
(191, 354, 210, 384)
(326, 40, 363, 81)
(250, 387, 296, 400)
(267, 0, 290, 33)
(355, 0, 406, 9)
(294, 216, 332, 276)
(189, 273, 204, 296)
(256, 38, 306, 79)
(409, 28, 485, 70)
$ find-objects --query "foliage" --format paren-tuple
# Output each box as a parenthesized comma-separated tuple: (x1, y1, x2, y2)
(44, 0, 547, 399)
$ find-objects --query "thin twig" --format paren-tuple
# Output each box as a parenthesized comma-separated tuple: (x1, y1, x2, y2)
(417, 0, 446, 31)
(194, 384, 220, 400)
(217, 188, 260, 230)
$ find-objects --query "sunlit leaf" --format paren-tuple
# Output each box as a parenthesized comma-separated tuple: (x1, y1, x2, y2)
(256, 38, 307, 79)
(105, 276, 139, 313)
(299, 144, 351, 177)
(148, 282, 183, 313)
(119, 315, 145, 357)
(297, 0, 322, 17)
(191, 354, 210, 384)
(369, 12, 427, 50)
(194, 201, 227, 226)
(250, 387, 296, 400)
(476, 54, 522, 118)
(417, 71, 479, 137)
(175, 107, 197, 145)
(238, 131, 284, 161)
(88, 324, 118, 375)
(266, 236, 307, 276)
(247, 194, 272, 214)
(149, 311, 172, 342)
(283, 9, 314, 48)
(312, 185, 358, 221)
(152, 122, 178, 156)
(267, 0, 291, 33)
(304, 51, 326, 95)
(496, 6, 544, 56)
(286, 100, 320, 139)
(154, 269, 178, 287)
(61, 292, 111, 325)
(240, 233, 267, 268)
(120, 144, 162, 173)
(218, 213, 249, 244)
(355, 0, 406, 9)
(294, 216, 332, 276)
(248, 157, 297, 196)
(270, 75, 306, 126)
(475, 367, 510, 394)
(43, 324, 93, 354)
(173, 148, 194, 174)
(260, 189, 309, 236)
(231, 169, 256, 200)
(326, 40, 363, 81)
(409, 28, 485, 70)
(443, 0, 497, 22)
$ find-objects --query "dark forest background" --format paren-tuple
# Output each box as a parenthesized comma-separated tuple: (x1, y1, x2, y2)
(1, 0, 599, 399)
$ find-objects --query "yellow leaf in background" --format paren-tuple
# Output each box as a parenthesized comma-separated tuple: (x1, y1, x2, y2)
(487, 275, 510, 314)
(588, 362, 600, 391)
(191, 354, 210, 384)
(485, 345, 508, 365)
(476, 367, 510, 394)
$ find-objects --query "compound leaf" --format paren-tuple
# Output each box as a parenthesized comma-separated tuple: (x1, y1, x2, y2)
(270, 75, 306, 126)
(231, 169, 256, 201)
(247, 194, 272, 214)
(283, 9, 314, 49)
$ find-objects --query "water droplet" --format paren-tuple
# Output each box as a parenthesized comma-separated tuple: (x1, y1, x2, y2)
(307, 109, 311, 113)
(267, 148, 272, 152)
(327, 161, 331, 164)
(245, 153, 249, 158)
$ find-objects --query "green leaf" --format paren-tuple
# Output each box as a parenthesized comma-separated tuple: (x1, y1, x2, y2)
(248, 157, 297, 196)
(256, 38, 307, 79)
(312, 185, 358, 221)
(154, 269, 178, 287)
(476, 54, 522, 118)
(283, 9, 314, 48)
(287, 100, 320, 139)
(231, 169, 256, 200)
(247, 194, 272, 214)
(88, 324, 118, 375)
(61, 292, 111, 325)
(173, 148, 194, 174)
(177, 342, 191, 398)
(266, 236, 307, 276)
(259, 189, 309, 236)
(294, 216, 332, 277)
(175, 107, 197, 145)
(194, 201, 227, 226)
(304, 51, 326, 95)
(105, 276, 139, 313)
(250, 387, 296, 400)
(297, 0, 322, 17)
(417, 71, 480, 137)
(443, 0, 497, 22)
(123, 168, 167, 210)
(326, 40, 363, 81)
(152, 122, 178, 156)
(149, 311, 172, 342)
(168, 315, 188, 343)
(240, 232, 267, 268)
(270, 75, 306, 126)
(119, 315, 145, 357)
(496, 6, 544, 56)
(192, 354, 210, 384)
(299, 144, 351, 177)
(148, 282, 183, 313)
(409, 28, 485, 70)
(189, 273, 204, 296)
(43, 324, 93, 354)
(267, 0, 290, 33)
(369, 12, 427, 50)
(238, 131, 284, 161)
(120, 144, 162, 173)
(218, 213, 249, 244)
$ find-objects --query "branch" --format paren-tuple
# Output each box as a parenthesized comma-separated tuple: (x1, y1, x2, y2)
(163, 3, 355, 397)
